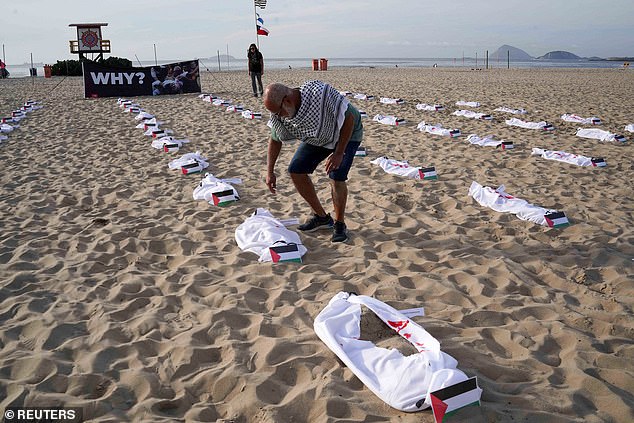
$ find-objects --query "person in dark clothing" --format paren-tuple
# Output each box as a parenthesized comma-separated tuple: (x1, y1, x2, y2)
(247, 44, 264, 97)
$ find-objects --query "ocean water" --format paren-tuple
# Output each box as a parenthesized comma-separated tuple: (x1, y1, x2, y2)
(4, 57, 627, 78)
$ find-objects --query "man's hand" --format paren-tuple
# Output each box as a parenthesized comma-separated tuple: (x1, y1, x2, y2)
(266, 172, 277, 194)
(325, 152, 344, 174)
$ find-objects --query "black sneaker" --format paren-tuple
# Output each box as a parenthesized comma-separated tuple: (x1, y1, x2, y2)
(298, 213, 334, 232)
(332, 221, 348, 243)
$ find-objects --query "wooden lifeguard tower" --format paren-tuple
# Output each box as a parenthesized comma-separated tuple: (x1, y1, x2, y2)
(69, 23, 111, 61)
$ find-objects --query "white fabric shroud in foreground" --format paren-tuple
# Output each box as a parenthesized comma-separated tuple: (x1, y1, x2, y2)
(468, 181, 562, 226)
(370, 156, 426, 179)
(452, 110, 492, 120)
(380, 97, 405, 105)
(416, 103, 444, 111)
(373, 114, 406, 126)
(314, 291, 480, 412)
(150, 136, 190, 150)
(625, 124, 634, 133)
(417, 121, 461, 137)
(167, 151, 209, 170)
(235, 208, 307, 263)
(531, 148, 606, 167)
(494, 107, 527, 115)
(455, 100, 480, 107)
(466, 134, 511, 149)
(353, 93, 374, 100)
(575, 128, 626, 142)
(0, 123, 17, 133)
(505, 118, 554, 130)
(241, 110, 262, 119)
(192, 173, 242, 204)
(561, 114, 601, 125)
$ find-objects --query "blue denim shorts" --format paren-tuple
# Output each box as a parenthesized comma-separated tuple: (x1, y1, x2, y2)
(288, 140, 361, 181)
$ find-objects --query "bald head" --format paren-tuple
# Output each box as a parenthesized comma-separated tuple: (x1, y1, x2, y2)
(263, 83, 293, 113)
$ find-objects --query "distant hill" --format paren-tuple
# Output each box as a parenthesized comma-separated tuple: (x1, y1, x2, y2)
(490, 45, 534, 61)
(537, 51, 580, 60)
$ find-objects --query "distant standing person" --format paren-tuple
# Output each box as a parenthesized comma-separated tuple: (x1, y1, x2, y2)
(247, 44, 264, 97)
(263, 81, 363, 243)
(0, 60, 7, 79)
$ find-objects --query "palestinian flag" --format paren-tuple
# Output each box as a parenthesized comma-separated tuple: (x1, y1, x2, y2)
(614, 134, 626, 142)
(591, 117, 602, 125)
(163, 143, 180, 153)
(544, 211, 569, 228)
(591, 157, 606, 167)
(449, 129, 461, 138)
(269, 243, 302, 263)
(500, 141, 514, 150)
(418, 166, 438, 181)
(480, 114, 493, 120)
(434, 105, 445, 111)
(152, 130, 166, 138)
(181, 162, 204, 175)
(359, 110, 367, 118)
(430, 377, 481, 423)
(542, 123, 555, 131)
(355, 146, 367, 156)
(211, 189, 238, 206)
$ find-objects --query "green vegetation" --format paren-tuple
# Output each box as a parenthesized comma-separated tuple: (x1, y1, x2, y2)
(51, 56, 133, 76)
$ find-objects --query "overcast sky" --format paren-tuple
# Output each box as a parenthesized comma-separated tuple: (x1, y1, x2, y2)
(1, 0, 632, 64)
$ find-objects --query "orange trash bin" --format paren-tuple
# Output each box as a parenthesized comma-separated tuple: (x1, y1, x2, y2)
(312, 59, 319, 71)
(319, 58, 328, 71)
(44, 65, 52, 78)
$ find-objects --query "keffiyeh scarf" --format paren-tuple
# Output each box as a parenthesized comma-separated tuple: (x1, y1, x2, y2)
(268, 80, 349, 147)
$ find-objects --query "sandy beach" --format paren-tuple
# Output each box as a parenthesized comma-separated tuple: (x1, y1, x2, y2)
(1, 67, 633, 422)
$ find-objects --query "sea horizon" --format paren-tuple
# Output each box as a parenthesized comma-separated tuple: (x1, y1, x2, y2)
(4, 56, 630, 78)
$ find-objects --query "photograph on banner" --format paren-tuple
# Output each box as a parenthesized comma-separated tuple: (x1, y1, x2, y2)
(83, 59, 201, 98)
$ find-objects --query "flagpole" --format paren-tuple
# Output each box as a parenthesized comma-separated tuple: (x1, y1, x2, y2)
(254, 2, 260, 49)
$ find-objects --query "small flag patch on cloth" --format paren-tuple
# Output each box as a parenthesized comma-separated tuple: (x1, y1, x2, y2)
(499, 141, 514, 150)
(355, 146, 367, 156)
(430, 377, 481, 423)
(544, 211, 570, 228)
(418, 166, 438, 180)
(163, 143, 180, 153)
(269, 242, 302, 263)
(591, 157, 607, 167)
(211, 189, 238, 206)
(181, 162, 204, 175)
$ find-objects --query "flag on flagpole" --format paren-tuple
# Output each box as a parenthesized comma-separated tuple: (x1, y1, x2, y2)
(255, 0, 267, 9)
(256, 12, 270, 36)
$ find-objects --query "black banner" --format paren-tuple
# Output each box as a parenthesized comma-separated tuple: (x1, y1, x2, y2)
(83, 60, 201, 98)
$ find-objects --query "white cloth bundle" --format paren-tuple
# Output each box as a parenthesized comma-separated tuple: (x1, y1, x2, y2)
(193, 173, 242, 204)
(134, 111, 154, 121)
(531, 148, 605, 167)
(373, 114, 405, 126)
(452, 110, 492, 120)
(416, 103, 444, 111)
(314, 292, 480, 412)
(561, 114, 601, 125)
(200, 94, 219, 102)
(144, 127, 173, 137)
(235, 208, 306, 263)
(494, 107, 527, 115)
(150, 136, 190, 150)
(353, 93, 374, 100)
(469, 181, 563, 226)
(136, 117, 164, 129)
(226, 105, 244, 112)
(455, 101, 480, 107)
(241, 110, 262, 119)
(505, 118, 554, 130)
(0, 134, 7, 141)
(466, 134, 511, 148)
(416, 121, 461, 137)
(625, 124, 634, 133)
(380, 97, 405, 105)
(0, 123, 17, 133)
(212, 98, 231, 106)
(575, 128, 626, 142)
(370, 156, 424, 179)
(168, 151, 209, 170)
